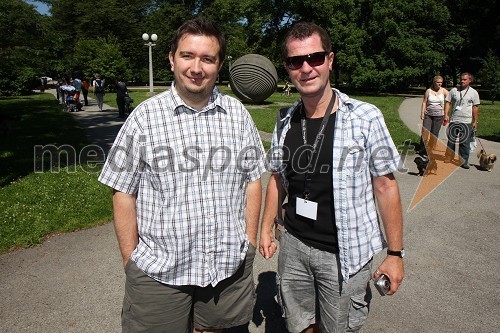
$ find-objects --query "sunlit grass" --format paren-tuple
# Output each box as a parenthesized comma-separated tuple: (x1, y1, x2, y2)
(0, 93, 113, 253)
(0, 168, 112, 252)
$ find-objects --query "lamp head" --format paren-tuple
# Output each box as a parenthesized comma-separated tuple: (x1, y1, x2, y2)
(151, 34, 158, 42)
(142, 33, 149, 41)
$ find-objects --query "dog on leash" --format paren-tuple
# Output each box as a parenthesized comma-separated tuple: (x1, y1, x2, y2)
(477, 149, 496, 171)
(414, 156, 437, 176)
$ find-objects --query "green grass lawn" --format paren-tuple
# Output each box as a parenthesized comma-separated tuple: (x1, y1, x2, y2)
(0, 94, 90, 186)
(350, 95, 420, 150)
(0, 169, 112, 251)
(0, 94, 113, 253)
(476, 101, 500, 142)
(0, 89, 498, 253)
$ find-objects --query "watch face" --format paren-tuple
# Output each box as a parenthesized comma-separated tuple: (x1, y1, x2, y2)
(401, 250, 406, 258)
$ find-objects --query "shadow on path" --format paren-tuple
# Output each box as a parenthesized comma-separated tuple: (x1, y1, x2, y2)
(225, 271, 286, 333)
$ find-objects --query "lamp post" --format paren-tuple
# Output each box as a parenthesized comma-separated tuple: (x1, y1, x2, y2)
(142, 33, 158, 95)
(227, 56, 232, 87)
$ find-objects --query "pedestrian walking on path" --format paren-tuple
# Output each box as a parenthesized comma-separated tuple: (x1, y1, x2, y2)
(92, 74, 106, 112)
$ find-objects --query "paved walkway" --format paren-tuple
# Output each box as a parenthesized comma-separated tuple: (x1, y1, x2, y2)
(0, 91, 499, 333)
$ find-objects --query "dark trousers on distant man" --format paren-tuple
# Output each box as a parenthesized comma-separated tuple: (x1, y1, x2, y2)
(82, 89, 89, 106)
(446, 122, 472, 166)
(117, 96, 126, 118)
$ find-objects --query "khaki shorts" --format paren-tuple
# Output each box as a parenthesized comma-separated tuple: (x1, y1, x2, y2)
(121, 245, 256, 333)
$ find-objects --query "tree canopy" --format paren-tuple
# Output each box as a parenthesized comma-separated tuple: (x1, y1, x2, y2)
(1, 0, 497, 96)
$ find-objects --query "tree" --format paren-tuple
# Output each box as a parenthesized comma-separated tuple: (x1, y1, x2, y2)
(442, 0, 498, 86)
(70, 37, 131, 83)
(141, 2, 193, 83)
(0, 0, 51, 95)
(44, 0, 154, 80)
(478, 50, 500, 104)
(4, 0, 495, 95)
(347, 0, 450, 91)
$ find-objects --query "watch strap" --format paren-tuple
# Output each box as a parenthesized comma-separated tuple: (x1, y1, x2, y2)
(387, 249, 404, 258)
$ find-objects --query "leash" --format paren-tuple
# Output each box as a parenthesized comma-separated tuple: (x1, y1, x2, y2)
(477, 136, 487, 153)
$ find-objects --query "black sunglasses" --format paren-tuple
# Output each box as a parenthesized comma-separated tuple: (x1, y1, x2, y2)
(285, 51, 328, 70)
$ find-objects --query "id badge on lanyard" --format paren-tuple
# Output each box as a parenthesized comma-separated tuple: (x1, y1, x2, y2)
(296, 92, 336, 221)
(296, 197, 318, 220)
(455, 87, 469, 112)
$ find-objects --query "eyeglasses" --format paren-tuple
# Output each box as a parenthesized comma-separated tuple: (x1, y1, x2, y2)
(285, 52, 328, 70)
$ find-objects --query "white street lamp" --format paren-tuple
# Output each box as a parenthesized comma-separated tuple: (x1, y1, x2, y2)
(142, 33, 158, 95)
(227, 56, 233, 87)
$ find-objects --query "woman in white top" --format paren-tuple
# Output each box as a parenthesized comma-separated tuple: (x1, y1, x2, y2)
(419, 75, 448, 156)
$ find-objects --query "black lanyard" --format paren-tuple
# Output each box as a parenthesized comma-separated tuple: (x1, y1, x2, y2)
(459, 87, 469, 105)
(300, 92, 336, 199)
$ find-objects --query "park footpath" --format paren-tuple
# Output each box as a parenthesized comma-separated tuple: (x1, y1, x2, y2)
(0, 91, 499, 333)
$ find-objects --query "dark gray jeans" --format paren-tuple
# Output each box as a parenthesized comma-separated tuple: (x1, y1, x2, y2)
(446, 122, 473, 165)
(420, 114, 444, 154)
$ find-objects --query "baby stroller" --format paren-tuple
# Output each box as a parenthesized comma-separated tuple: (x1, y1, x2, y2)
(64, 92, 78, 112)
(61, 85, 77, 112)
(124, 93, 134, 115)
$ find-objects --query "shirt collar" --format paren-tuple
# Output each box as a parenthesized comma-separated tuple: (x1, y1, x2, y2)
(333, 88, 353, 111)
(283, 88, 354, 120)
(170, 82, 226, 114)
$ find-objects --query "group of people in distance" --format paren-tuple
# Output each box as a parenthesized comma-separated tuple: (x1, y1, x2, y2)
(57, 74, 102, 112)
(97, 17, 484, 333)
(57, 76, 86, 112)
(56, 73, 130, 118)
(420, 73, 480, 169)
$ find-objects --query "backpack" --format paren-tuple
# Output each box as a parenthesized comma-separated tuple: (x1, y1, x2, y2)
(94, 80, 104, 93)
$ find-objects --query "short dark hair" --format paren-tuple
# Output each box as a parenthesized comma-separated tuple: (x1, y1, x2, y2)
(170, 17, 226, 63)
(461, 72, 474, 83)
(281, 22, 332, 60)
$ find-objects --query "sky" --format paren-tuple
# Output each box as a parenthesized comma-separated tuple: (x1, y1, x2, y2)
(25, 0, 51, 15)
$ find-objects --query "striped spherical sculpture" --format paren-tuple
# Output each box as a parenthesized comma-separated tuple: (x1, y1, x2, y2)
(229, 54, 278, 103)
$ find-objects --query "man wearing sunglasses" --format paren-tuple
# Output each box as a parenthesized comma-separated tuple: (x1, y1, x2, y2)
(259, 22, 404, 333)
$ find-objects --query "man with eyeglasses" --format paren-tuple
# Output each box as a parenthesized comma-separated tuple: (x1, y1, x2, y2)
(259, 22, 404, 333)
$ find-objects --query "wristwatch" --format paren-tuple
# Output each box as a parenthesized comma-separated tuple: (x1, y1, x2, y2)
(387, 249, 405, 258)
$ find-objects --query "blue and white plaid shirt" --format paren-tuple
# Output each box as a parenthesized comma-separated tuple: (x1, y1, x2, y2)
(268, 88, 401, 281)
(99, 84, 266, 287)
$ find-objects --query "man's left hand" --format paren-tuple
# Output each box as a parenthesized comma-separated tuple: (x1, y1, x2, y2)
(373, 255, 405, 295)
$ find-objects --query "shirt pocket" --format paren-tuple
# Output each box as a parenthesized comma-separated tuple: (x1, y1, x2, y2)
(342, 139, 368, 176)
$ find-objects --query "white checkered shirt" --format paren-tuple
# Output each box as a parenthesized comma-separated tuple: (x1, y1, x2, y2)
(98, 84, 266, 287)
(269, 88, 401, 281)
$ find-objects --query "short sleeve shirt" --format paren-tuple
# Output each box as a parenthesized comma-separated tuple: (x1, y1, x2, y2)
(268, 88, 401, 281)
(446, 86, 480, 124)
(98, 84, 266, 287)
